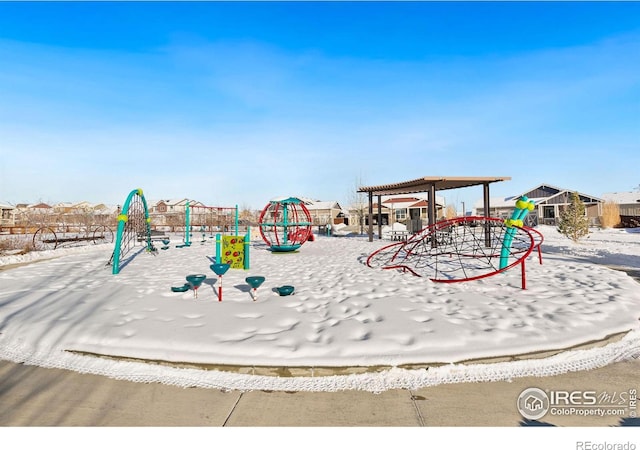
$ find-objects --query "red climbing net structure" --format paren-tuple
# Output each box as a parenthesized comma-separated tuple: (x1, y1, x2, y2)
(258, 198, 313, 252)
(366, 216, 543, 289)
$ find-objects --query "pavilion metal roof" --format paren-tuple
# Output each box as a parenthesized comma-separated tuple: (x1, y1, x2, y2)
(358, 176, 511, 196)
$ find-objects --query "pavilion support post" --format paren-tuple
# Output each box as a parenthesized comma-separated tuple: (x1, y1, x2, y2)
(377, 195, 382, 240)
(483, 182, 491, 247)
(368, 192, 374, 242)
(428, 183, 437, 248)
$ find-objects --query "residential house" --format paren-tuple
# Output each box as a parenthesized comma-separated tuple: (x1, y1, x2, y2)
(150, 199, 192, 214)
(472, 196, 524, 221)
(15, 202, 54, 226)
(351, 194, 445, 232)
(149, 199, 232, 230)
(25, 202, 54, 211)
(188, 203, 236, 230)
(91, 204, 119, 227)
(71, 201, 93, 211)
(303, 199, 345, 225)
(348, 201, 390, 229)
(0, 203, 15, 228)
(473, 184, 603, 226)
(601, 191, 640, 228)
(149, 199, 188, 230)
(52, 202, 75, 214)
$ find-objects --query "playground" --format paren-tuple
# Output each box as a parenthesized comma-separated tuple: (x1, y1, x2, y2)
(1, 210, 640, 391)
(0, 187, 639, 392)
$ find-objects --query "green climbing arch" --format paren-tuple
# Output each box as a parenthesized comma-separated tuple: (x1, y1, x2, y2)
(109, 188, 152, 274)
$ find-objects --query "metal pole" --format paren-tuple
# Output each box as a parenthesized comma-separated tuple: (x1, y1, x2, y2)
(428, 183, 436, 248)
(185, 202, 191, 246)
(283, 202, 289, 244)
(235, 204, 239, 237)
(368, 192, 373, 242)
(244, 227, 250, 270)
(377, 195, 382, 239)
(216, 233, 221, 264)
(484, 183, 491, 247)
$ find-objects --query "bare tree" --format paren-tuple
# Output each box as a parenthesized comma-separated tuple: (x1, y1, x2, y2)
(444, 204, 457, 219)
(347, 174, 368, 235)
(166, 214, 182, 233)
(239, 203, 257, 225)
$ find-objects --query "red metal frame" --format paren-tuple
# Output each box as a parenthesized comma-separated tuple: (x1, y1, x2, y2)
(258, 200, 313, 249)
(366, 216, 543, 289)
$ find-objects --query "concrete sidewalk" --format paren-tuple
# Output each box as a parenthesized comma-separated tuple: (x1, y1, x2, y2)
(1, 358, 639, 427)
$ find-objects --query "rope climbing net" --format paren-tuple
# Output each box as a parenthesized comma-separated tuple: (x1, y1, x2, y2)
(367, 216, 543, 288)
(107, 188, 153, 274)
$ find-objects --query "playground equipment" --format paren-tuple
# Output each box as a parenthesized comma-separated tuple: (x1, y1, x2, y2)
(32, 225, 113, 251)
(276, 285, 295, 296)
(258, 197, 312, 252)
(210, 263, 230, 301)
(246, 276, 266, 301)
(108, 188, 153, 274)
(171, 284, 190, 293)
(366, 198, 543, 289)
(183, 202, 239, 246)
(499, 196, 536, 269)
(216, 232, 250, 270)
(186, 274, 207, 299)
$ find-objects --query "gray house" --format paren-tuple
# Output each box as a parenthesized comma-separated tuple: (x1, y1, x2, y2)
(474, 184, 602, 226)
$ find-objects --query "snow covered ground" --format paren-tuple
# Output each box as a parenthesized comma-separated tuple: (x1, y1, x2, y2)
(0, 225, 639, 392)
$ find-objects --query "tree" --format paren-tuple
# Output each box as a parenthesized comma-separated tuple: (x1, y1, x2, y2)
(239, 204, 257, 225)
(348, 174, 368, 235)
(444, 204, 457, 219)
(557, 192, 589, 242)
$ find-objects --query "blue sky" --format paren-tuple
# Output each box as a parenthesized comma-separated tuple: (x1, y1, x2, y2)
(1, 2, 639, 212)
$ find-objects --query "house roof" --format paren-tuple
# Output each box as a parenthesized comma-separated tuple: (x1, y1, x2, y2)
(473, 197, 517, 209)
(411, 199, 429, 208)
(358, 176, 511, 196)
(156, 199, 190, 206)
(521, 183, 564, 196)
(540, 191, 601, 205)
(29, 203, 53, 209)
(474, 186, 605, 209)
(269, 197, 343, 211)
(520, 184, 602, 204)
(71, 201, 92, 209)
(601, 192, 640, 205)
(383, 197, 421, 204)
(306, 201, 342, 210)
